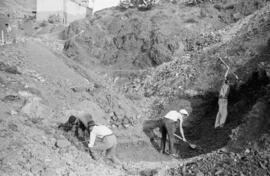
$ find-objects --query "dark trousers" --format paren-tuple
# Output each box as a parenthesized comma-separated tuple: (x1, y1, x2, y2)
(143, 118, 177, 154)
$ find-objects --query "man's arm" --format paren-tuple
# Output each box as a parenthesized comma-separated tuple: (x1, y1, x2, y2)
(88, 129, 96, 148)
(179, 119, 186, 142)
(218, 57, 239, 80)
(224, 67, 230, 79)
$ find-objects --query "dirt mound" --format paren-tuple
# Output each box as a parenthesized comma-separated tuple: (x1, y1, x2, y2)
(0, 0, 35, 17)
(215, 0, 269, 23)
(1, 0, 270, 176)
(63, 1, 225, 70)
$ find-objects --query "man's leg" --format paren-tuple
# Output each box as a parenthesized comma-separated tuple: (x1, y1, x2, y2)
(105, 135, 121, 164)
(164, 119, 177, 154)
(91, 136, 113, 161)
(215, 112, 221, 128)
(160, 124, 167, 153)
(215, 99, 222, 128)
(143, 119, 162, 151)
(143, 119, 161, 140)
(219, 99, 228, 127)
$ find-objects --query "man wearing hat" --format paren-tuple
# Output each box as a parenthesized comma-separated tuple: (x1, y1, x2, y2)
(143, 109, 189, 157)
(87, 120, 121, 164)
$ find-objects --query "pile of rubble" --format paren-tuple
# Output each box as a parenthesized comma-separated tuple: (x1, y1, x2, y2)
(168, 134, 270, 176)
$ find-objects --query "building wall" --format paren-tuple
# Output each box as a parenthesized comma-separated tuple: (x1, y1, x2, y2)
(36, 0, 86, 24)
(65, 0, 87, 24)
(37, 0, 64, 22)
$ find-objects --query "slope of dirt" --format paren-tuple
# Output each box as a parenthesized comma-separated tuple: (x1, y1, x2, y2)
(64, 1, 226, 70)
(0, 38, 173, 176)
(0, 0, 35, 17)
(1, 0, 270, 176)
(144, 2, 270, 176)
(0, 41, 127, 176)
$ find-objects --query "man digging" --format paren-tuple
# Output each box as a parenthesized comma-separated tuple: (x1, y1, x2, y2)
(143, 109, 190, 157)
(215, 58, 239, 128)
(87, 120, 121, 165)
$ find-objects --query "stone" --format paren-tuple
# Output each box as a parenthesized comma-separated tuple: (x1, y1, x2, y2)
(245, 149, 250, 154)
(215, 169, 224, 175)
(233, 13, 241, 21)
(21, 96, 48, 118)
(196, 171, 204, 176)
(10, 110, 18, 116)
(30, 164, 44, 175)
(55, 139, 70, 148)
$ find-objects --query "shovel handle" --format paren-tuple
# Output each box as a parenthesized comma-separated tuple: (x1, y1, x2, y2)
(174, 134, 197, 149)
(173, 134, 184, 140)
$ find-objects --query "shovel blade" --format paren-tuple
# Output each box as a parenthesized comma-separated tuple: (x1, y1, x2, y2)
(189, 144, 197, 149)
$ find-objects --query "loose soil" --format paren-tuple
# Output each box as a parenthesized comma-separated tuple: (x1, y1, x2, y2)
(0, 0, 270, 176)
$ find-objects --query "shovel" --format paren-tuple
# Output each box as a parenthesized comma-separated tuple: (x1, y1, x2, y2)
(173, 134, 197, 149)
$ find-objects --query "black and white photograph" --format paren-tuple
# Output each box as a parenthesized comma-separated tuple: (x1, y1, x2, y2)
(0, 0, 270, 175)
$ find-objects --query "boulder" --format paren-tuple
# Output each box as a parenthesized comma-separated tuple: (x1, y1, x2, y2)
(21, 96, 48, 118)
(55, 139, 70, 148)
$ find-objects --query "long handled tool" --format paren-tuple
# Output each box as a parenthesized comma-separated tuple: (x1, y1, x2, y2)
(218, 57, 239, 80)
(174, 134, 197, 149)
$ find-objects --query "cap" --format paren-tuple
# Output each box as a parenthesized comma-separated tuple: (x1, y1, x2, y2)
(179, 109, 189, 116)
(87, 120, 96, 127)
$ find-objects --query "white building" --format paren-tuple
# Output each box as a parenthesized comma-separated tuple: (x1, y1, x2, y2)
(36, 0, 124, 24)
(88, 0, 120, 14)
(36, 0, 88, 24)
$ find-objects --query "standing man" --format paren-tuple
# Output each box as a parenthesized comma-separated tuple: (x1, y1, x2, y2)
(5, 23, 12, 44)
(143, 109, 189, 157)
(215, 66, 238, 128)
(88, 120, 121, 165)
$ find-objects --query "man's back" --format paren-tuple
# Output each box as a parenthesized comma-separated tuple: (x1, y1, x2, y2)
(164, 110, 182, 122)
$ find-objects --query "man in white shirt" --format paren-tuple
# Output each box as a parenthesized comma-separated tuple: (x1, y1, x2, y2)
(143, 109, 189, 157)
(87, 121, 121, 164)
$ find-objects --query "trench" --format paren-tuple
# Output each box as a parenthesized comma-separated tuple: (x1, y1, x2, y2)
(59, 68, 269, 167)
(168, 68, 269, 158)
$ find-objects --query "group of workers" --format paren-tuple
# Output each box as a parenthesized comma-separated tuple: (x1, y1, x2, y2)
(59, 111, 121, 164)
(59, 60, 238, 164)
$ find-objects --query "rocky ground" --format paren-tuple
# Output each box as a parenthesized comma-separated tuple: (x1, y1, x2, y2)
(0, 0, 270, 176)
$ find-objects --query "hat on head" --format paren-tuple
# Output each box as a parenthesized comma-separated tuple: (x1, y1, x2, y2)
(179, 109, 189, 116)
(87, 120, 96, 127)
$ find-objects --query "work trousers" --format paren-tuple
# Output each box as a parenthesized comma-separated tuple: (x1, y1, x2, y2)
(92, 134, 120, 164)
(143, 118, 177, 154)
(215, 98, 228, 128)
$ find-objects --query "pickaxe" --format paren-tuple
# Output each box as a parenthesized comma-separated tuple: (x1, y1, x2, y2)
(218, 57, 239, 80)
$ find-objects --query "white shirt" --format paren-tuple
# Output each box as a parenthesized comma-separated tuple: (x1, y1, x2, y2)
(164, 110, 183, 122)
(219, 83, 230, 98)
(88, 125, 113, 148)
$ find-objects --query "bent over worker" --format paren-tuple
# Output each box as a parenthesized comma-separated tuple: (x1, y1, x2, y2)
(143, 109, 189, 157)
(88, 121, 121, 164)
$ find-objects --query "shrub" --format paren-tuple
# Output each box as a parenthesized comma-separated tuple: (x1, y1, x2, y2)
(48, 14, 61, 24)
(39, 20, 48, 27)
